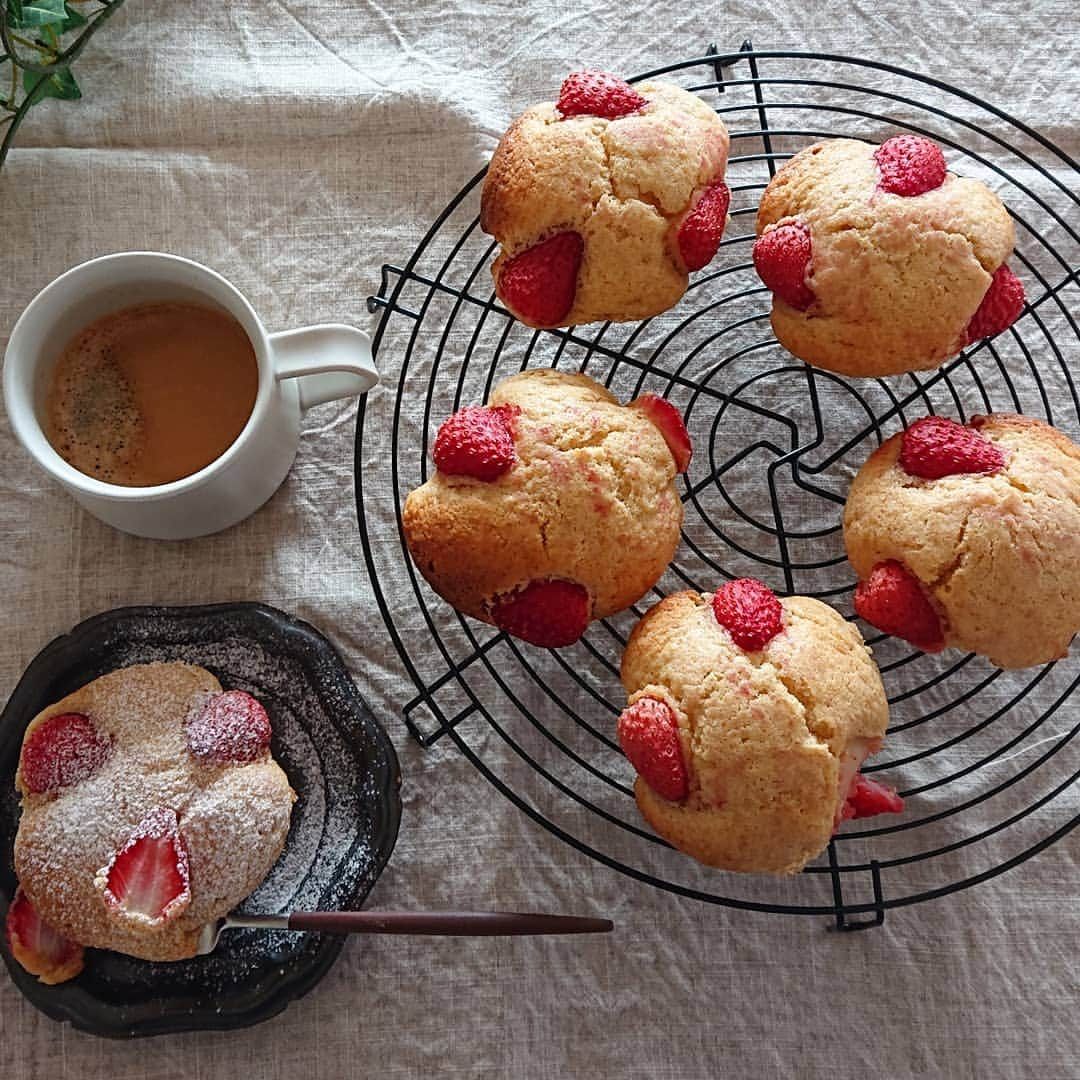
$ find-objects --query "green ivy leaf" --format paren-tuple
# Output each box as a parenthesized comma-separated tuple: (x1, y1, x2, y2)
(9, 0, 66, 28)
(23, 65, 80, 103)
(58, 1, 86, 31)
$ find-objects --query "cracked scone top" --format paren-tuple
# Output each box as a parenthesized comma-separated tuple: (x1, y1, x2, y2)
(10, 662, 294, 975)
(752, 136, 1025, 377)
(481, 71, 731, 328)
(844, 413, 1080, 669)
(402, 369, 689, 648)
(618, 581, 899, 875)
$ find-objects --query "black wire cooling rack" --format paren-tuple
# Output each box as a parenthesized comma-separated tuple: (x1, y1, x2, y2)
(355, 43, 1080, 928)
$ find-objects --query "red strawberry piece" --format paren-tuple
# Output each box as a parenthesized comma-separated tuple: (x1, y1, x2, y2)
(556, 70, 647, 120)
(498, 232, 584, 327)
(711, 578, 784, 651)
(187, 689, 272, 763)
(677, 180, 731, 272)
(964, 264, 1025, 344)
(752, 220, 814, 311)
(617, 697, 689, 803)
(841, 774, 905, 820)
(874, 134, 947, 196)
(19, 712, 110, 795)
(5, 888, 84, 985)
(898, 415, 1005, 479)
(634, 393, 692, 472)
(99, 806, 191, 925)
(488, 579, 591, 647)
(432, 404, 519, 482)
(853, 561, 945, 652)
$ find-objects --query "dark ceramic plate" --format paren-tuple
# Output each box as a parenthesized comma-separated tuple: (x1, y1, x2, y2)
(0, 603, 402, 1038)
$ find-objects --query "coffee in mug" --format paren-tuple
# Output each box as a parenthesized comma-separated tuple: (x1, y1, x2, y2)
(44, 301, 258, 486)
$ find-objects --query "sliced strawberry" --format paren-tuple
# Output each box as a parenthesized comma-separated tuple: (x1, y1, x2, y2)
(432, 404, 520, 481)
(874, 134, 947, 196)
(187, 690, 272, 763)
(853, 561, 945, 652)
(497, 232, 584, 327)
(488, 579, 591, 647)
(839, 774, 905, 820)
(712, 578, 784, 651)
(633, 393, 692, 472)
(677, 180, 731, 272)
(964, 264, 1025, 344)
(898, 415, 1005, 479)
(5, 888, 84, 985)
(98, 806, 191, 925)
(617, 697, 688, 802)
(752, 220, 814, 310)
(19, 712, 110, 795)
(556, 70, 647, 120)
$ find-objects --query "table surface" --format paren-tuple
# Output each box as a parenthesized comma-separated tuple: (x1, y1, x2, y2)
(2, 2, 1079, 1077)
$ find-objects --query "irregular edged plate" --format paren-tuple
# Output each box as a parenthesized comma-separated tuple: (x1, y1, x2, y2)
(0, 603, 401, 1037)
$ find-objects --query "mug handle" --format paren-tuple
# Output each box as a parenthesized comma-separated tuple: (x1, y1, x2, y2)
(268, 324, 379, 412)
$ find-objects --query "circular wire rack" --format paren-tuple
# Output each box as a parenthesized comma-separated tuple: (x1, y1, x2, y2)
(356, 43, 1080, 927)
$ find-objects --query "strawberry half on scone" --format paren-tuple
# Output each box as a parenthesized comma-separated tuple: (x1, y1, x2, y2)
(403, 369, 691, 647)
(618, 580, 903, 874)
(752, 136, 1025, 377)
(845, 414, 1080, 669)
(481, 70, 731, 328)
(7, 662, 295, 980)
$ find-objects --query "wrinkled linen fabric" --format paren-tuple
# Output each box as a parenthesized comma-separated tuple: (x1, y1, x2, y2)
(1, 2, 1078, 1076)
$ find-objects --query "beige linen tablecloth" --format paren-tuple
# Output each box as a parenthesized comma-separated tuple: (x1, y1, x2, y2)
(2, 2, 1079, 1076)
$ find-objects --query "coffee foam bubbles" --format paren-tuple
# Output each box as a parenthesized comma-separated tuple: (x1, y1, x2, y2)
(47, 319, 146, 485)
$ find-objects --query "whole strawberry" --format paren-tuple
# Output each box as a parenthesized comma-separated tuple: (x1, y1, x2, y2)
(874, 134, 947, 197)
(898, 415, 1005, 480)
(712, 578, 784, 651)
(556, 70, 647, 120)
(18, 712, 110, 795)
(677, 180, 731, 272)
(488, 578, 591, 647)
(965, 264, 1025, 343)
(497, 232, 584, 327)
(752, 220, 814, 310)
(617, 696, 689, 803)
(187, 690, 272, 763)
(633, 393, 692, 472)
(853, 561, 945, 652)
(433, 404, 520, 481)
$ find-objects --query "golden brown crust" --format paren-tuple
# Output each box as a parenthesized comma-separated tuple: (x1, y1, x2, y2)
(481, 81, 730, 327)
(843, 414, 1080, 668)
(14, 663, 294, 962)
(756, 138, 1015, 377)
(404, 369, 683, 625)
(621, 590, 889, 874)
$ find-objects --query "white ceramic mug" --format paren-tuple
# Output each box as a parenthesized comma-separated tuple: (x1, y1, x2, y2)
(3, 252, 378, 540)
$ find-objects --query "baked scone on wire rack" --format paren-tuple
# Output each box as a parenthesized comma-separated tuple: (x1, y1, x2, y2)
(845, 413, 1080, 669)
(403, 368, 692, 647)
(752, 136, 1026, 377)
(481, 70, 731, 328)
(7, 662, 294, 982)
(617, 579, 903, 875)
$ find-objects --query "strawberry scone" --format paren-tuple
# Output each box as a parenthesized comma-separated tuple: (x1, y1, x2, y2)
(753, 136, 1025, 377)
(845, 414, 1080, 669)
(403, 369, 689, 647)
(618, 579, 902, 875)
(481, 70, 730, 328)
(6, 662, 294, 981)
